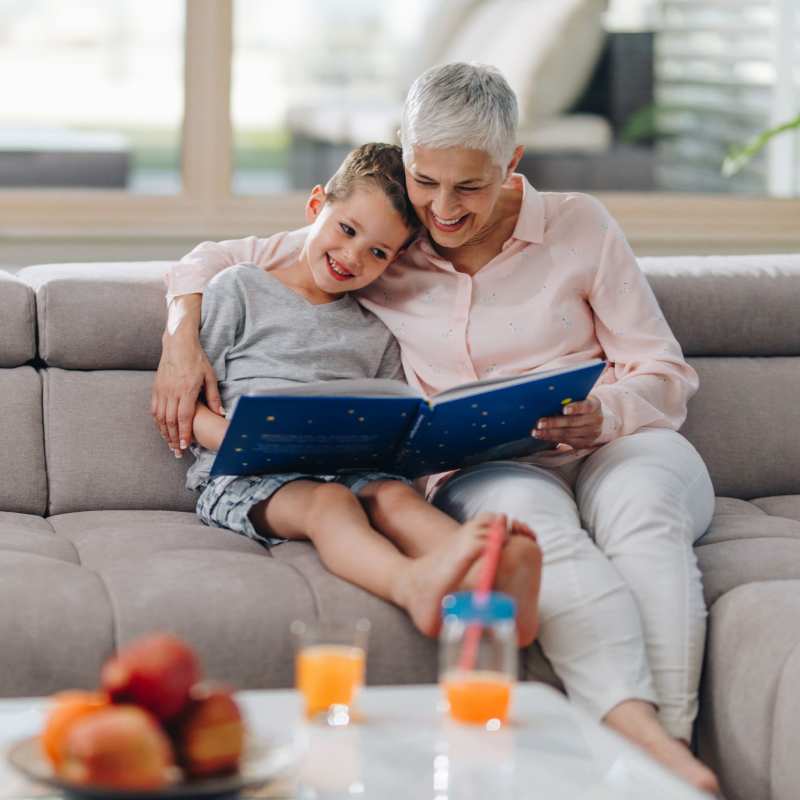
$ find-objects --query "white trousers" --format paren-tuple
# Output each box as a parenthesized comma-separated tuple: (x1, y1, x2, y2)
(432, 428, 715, 740)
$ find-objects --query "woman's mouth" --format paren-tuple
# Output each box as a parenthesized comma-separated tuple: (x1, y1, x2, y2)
(431, 211, 468, 233)
(326, 253, 354, 281)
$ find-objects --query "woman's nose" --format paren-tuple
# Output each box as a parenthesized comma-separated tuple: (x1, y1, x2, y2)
(434, 188, 459, 217)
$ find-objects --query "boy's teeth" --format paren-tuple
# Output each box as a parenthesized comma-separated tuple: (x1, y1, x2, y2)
(327, 254, 351, 276)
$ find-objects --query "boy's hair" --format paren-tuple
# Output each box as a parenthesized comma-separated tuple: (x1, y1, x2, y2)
(324, 143, 420, 235)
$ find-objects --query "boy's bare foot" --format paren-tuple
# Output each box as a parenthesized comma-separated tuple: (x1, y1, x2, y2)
(604, 699, 720, 795)
(461, 519, 542, 647)
(393, 513, 503, 638)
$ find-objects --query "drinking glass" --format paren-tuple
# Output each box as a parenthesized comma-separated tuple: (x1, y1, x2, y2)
(291, 618, 369, 726)
(439, 591, 517, 726)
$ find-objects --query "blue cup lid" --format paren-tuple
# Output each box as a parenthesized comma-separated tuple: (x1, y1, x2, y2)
(441, 591, 516, 623)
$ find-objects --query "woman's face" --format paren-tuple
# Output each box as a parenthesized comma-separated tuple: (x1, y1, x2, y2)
(405, 145, 520, 249)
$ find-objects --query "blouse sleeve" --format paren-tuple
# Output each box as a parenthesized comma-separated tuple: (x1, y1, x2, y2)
(165, 236, 272, 306)
(588, 208, 698, 444)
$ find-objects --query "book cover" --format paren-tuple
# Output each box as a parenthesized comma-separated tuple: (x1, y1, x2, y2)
(210, 361, 605, 479)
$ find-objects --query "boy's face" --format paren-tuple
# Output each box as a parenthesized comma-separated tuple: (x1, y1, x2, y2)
(303, 185, 411, 296)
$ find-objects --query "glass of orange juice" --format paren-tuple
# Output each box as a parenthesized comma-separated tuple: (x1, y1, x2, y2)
(439, 592, 517, 727)
(291, 618, 369, 726)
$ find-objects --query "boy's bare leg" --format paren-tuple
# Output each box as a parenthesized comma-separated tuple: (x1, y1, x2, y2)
(359, 481, 542, 646)
(248, 480, 494, 637)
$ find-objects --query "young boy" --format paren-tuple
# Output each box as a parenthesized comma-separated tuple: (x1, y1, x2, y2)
(184, 144, 540, 639)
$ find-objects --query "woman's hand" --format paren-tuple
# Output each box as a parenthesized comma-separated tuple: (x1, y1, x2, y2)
(151, 321, 222, 457)
(532, 395, 603, 450)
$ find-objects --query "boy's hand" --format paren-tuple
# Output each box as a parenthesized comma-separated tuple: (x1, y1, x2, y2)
(151, 332, 222, 457)
(532, 396, 603, 451)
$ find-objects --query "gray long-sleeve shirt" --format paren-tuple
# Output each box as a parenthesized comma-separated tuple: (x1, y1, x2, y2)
(186, 263, 403, 489)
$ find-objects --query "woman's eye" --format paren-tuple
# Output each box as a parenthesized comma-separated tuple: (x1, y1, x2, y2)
(339, 223, 355, 236)
(371, 248, 387, 260)
(414, 178, 435, 187)
(458, 186, 479, 193)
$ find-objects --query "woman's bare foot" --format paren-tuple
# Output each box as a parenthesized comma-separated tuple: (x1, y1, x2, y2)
(604, 700, 720, 795)
(392, 513, 503, 637)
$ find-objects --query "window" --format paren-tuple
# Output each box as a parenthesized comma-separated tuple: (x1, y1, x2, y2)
(0, 0, 798, 260)
(655, 0, 800, 196)
(0, 0, 184, 193)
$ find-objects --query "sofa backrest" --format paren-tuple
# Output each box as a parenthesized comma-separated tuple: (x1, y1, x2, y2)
(0, 270, 47, 514)
(642, 254, 800, 498)
(13, 263, 193, 516)
(3, 253, 800, 512)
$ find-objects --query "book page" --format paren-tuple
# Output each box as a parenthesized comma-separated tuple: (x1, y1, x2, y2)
(430, 360, 604, 405)
(245, 378, 420, 399)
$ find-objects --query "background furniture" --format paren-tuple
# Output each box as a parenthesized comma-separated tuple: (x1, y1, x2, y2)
(288, 0, 655, 191)
(1, 253, 799, 800)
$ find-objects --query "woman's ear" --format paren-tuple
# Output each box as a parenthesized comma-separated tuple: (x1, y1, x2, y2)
(305, 185, 326, 223)
(505, 145, 525, 181)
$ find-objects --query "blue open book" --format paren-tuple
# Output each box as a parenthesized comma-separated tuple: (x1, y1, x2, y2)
(210, 360, 606, 479)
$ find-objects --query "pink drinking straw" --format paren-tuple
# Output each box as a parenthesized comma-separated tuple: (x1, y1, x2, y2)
(457, 516, 507, 671)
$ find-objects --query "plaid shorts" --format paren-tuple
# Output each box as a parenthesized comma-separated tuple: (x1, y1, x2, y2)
(196, 471, 411, 547)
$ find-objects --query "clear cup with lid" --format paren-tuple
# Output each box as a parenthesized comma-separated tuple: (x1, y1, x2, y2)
(439, 591, 517, 727)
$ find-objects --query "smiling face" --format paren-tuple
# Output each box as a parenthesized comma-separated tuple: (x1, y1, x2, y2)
(406, 145, 522, 251)
(301, 183, 412, 300)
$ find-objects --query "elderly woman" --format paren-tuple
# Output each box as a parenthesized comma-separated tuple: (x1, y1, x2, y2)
(153, 63, 718, 793)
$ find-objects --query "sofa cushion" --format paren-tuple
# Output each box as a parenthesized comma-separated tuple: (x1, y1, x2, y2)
(0, 270, 36, 367)
(642, 254, 800, 357)
(682, 357, 800, 499)
(43, 369, 194, 515)
(696, 497, 800, 605)
(697, 581, 800, 800)
(0, 368, 47, 515)
(441, 0, 606, 124)
(46, 510, 317, 692)
(0, 552, 113, 696)
(17, 262, 172, 369)
(0, 517, 77, 563)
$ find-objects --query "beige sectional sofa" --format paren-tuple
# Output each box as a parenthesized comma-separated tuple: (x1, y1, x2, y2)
(1, 254, 799, 800)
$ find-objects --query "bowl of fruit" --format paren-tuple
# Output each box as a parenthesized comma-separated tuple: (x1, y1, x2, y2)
(7, 633, 297, 798)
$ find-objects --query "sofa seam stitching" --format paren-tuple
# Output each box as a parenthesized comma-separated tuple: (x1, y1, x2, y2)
(272, 559, 321, 619)
(87, 563, 120, 657)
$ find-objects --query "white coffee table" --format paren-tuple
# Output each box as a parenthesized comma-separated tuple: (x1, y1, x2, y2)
(0, 683, 709, 799)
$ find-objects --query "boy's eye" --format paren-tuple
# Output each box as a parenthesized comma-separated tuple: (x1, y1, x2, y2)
(339, 223, 355, 236)
(371, 248, 388, 260)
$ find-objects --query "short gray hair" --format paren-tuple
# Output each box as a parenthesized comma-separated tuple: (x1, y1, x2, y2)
(400, 62, 518, 169)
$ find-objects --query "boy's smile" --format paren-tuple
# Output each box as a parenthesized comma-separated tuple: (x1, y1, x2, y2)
(293, 184, 411, 302)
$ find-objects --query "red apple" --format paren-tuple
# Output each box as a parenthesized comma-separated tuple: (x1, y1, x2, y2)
(101, 633, 201, 722)
(173, 682, 245, 778)
(58, 705, 175, 790)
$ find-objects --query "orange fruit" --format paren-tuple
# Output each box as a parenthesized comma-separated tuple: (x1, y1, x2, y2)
(41, 690, 110, 767)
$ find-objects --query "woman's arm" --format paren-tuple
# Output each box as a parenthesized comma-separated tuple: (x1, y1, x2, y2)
(583, 206, 698, 443)
(193, 401, 229, 451)
(154, 236, 275, 455)
(151, 293, 224, 457)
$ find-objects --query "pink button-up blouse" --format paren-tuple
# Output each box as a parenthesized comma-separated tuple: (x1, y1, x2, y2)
(167, 175, 697, 491)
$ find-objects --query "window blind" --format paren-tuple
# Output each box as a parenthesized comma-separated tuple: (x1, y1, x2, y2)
(655, 0, 799, 195)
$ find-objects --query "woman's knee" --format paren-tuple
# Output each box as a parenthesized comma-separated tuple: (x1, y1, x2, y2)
(433, 462, 578, 526)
